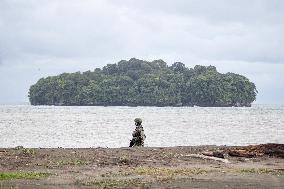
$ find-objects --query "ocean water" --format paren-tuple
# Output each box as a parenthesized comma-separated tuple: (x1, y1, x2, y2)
(0, 105, 283, 148)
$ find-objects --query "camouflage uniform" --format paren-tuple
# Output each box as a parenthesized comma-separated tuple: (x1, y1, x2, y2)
(129, 118, 146, 147)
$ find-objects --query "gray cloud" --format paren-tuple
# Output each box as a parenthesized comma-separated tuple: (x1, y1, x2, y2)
(111, 0, 284, 24)
(0, 0, 283, 103)
(1, 0, 283, 63)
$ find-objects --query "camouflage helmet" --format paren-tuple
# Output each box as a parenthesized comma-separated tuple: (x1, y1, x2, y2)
(134, 118, 142, 124)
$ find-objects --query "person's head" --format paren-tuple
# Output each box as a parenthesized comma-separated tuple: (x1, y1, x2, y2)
(134, 118, 142, 126)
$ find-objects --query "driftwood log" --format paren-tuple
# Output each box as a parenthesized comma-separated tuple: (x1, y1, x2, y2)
(184, 154, 230, 163)
(228, 143, 284, 158)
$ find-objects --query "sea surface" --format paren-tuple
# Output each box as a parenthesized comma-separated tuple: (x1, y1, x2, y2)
(0, 105, 283, 148)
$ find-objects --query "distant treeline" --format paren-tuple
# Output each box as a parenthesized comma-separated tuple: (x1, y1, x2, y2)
(29, 58, 257, 107)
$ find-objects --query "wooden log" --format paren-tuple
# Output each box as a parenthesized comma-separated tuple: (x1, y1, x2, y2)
(183, 154, 230, 163)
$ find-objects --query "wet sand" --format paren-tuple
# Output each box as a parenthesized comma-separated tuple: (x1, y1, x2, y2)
(0, 145, 283, 189)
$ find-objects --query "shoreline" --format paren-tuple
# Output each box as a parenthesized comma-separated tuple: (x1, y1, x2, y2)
(1, 144, 283, 188)
(1, 143, 282, 150)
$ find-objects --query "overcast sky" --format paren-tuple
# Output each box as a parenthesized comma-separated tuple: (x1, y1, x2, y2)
(0, 0, 284, 104)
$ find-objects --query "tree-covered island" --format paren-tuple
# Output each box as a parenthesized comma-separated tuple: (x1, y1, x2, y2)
(29, 58, 257, 107)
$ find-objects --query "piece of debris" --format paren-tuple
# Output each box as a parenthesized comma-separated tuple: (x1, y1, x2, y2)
(183, 154, 230, 163)
(228, 149, 258, 158)
(202, 151, 225, 159)
(228, 143, 284, 158)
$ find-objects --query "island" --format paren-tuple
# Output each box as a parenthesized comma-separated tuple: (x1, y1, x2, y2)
(29, 58, 257, 106)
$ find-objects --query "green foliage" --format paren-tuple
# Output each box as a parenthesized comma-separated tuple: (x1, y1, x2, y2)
(13, 147, 36, 156)
(20, 148, 36, 156)
(29, 58, 257, 107)
(133, 167, 208, 176)
(56, 159, 87, 166)
(0, 172, 50, 180)
(82, 178, 144, 188)
(236, 168, 284, 175)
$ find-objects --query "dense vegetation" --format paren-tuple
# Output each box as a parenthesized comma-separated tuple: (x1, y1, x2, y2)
(29, 58, 257, 107)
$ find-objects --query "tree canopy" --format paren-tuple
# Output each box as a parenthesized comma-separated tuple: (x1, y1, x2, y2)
(29, 58, 257, 107)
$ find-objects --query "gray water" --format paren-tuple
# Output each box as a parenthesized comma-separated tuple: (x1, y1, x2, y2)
(0, 105, 283, 148)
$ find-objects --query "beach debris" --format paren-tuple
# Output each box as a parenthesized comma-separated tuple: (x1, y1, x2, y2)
(228, 149, 257, 158)
(202, 151, 225, 159)
(183, 154, 230, 163)
(228, 143, 284, 158)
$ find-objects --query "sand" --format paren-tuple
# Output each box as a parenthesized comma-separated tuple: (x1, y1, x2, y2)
(0, 145, 283, 189)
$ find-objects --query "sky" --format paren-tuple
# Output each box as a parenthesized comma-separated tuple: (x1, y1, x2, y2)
(0, 0, 284, 104)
